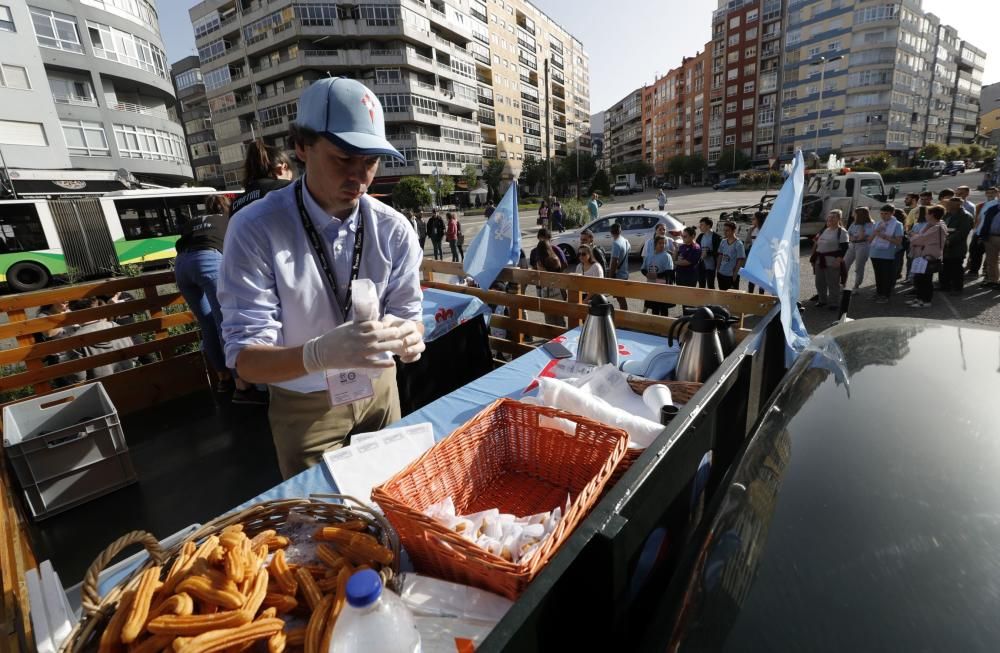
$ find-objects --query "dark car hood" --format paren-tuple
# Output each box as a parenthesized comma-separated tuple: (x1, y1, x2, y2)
(670, 318, 1000, 652)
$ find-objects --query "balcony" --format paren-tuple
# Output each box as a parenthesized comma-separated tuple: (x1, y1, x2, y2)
(482, 144, 497, 159)
(112, 101, 170, 119)
(522, 104, 540, 120)
(762, 28, 780, 42)
(478, 93, 494, 106)
(52, 93, 99, 108)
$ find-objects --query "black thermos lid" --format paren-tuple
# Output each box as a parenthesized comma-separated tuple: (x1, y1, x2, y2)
(588, 293, 614, 317)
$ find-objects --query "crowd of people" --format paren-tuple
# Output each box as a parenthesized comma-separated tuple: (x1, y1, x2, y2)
(812, 184, 998, 309)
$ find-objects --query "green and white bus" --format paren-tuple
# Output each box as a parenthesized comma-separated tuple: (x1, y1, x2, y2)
(0, 187, 236, 293)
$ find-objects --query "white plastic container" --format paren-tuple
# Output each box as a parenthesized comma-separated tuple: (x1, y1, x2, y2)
(329, 569, 422, 653)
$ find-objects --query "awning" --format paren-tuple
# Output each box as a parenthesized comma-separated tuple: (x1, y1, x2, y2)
(2, 178, 130, 198)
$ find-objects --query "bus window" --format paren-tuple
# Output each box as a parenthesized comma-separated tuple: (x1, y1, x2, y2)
(0, 203, 48, 253)
(164, 196, 208, 230)
(115, 198, 179, 240)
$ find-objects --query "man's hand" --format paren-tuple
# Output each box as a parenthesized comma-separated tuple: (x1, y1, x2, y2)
(302, 320, 405, 373)
(383, 315, 425, 363)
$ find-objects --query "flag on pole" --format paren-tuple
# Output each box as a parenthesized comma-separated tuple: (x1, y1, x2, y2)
(740, 150, 810, 363)
(463, 181, 520, 290)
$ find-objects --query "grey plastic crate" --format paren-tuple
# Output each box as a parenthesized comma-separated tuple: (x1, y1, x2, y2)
(3, 383, 136, 520)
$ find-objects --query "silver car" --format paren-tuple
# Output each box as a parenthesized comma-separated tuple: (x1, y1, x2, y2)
(549, 211, 685, 262)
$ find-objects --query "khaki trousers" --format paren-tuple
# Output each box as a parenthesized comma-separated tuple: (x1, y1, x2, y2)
(267, 370, 401, 479)
(985, 235, 1000, 284)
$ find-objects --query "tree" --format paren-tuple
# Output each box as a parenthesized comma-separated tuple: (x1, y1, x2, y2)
(559, 152, 597, 189)
(667, 155, 688, 178)
(432, 175, 455, 201)
(589, 169, 611, 196)
(918, 143, 945, 161)
(392, 176, 432, 210)
(461, 164, 479, 191)
(954, 144, 971, 160)
(863, 153, 892, 171)
(943, 146, 961, 162)
(521, 157, 548, 193)
(717, 147, 752, 174)
(685, 154, 708, 178)
(966, 144, 984, 162)
(482, 159, 505, 201)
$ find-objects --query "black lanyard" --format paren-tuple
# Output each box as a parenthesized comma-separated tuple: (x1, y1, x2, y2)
(294, 179, 366, 321)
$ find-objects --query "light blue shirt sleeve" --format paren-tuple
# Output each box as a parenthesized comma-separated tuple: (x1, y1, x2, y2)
(381, 211, 424, 322)
(735, 240, 746, 261)
(219, 212, 283, 370)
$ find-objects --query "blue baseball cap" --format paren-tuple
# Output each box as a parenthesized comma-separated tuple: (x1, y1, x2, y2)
(295, 77, 404, 162)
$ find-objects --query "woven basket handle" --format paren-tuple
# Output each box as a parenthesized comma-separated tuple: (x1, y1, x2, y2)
(80, 530, 166, 617)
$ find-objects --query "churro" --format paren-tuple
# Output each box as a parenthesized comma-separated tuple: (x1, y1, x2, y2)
(173, 617, 284, 653)
(267, 550, 297, 595)
(121, 566, 163, 643)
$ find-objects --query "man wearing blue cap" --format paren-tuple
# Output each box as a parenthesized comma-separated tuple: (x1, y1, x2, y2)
(218, 78, 425, 478)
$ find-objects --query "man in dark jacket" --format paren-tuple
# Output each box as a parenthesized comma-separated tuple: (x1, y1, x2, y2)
(426, 210, 445, 260)
(940, 197, 974, 294)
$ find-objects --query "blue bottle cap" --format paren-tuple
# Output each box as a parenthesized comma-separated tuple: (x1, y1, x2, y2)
(345, 569, 383, 608)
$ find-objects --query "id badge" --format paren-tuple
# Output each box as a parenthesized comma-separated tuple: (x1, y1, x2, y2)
(325, 369, 374, 407)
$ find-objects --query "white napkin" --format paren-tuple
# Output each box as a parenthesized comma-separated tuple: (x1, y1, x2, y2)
(537, 377, 663, 449)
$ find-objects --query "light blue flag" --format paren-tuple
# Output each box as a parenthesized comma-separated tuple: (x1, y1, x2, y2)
(740, 150, 810, 363)
(463, 181, 521, 289)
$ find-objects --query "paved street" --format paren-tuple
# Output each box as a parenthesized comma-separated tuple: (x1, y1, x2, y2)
(433, 171, 1000, 335)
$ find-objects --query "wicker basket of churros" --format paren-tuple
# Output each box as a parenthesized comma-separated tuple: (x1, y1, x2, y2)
(62, 495, 400, 653)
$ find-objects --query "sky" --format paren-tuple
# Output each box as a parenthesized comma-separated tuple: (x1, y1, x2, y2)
(159, 0, 998, 116)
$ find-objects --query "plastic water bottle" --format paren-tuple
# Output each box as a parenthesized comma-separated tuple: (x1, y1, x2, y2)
(329, 569, 422, 653)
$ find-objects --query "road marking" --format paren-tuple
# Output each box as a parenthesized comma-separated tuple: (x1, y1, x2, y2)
(938, 291, 961, 320)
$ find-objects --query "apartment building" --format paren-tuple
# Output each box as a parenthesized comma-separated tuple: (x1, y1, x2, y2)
(0, 0, 191, 189)
(475, 0, 590, 179)
(708, 0, 783, 167)
(603, 88, 642, 170)
(778, 0, 984, 161)
(172, 55, 224, 188)
(642, 48, 710, 177)
(980, 82, 1000, 148)
(187, 0, 589, 190)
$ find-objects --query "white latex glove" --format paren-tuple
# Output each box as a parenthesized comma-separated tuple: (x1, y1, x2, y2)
(383, 315, 425, 363)
(302, 320, 404, 373)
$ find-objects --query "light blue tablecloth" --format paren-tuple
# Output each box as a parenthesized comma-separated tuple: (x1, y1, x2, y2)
(242, 327, 669, 506)
(420, 286, 491, 343)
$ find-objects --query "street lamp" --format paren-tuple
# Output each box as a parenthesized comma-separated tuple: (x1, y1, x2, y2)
(810, 55, 843, 155)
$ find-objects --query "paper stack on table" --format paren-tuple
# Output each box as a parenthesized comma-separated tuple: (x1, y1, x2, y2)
(323, 423, 435, 507)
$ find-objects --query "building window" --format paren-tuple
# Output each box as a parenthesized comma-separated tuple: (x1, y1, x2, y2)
(0, 64, 30, 90)
(0, 5, 14, 32)
(0, 119, 47, 146)
(743, 81, 755, 94)
(808, 46, 821, 57)
(87, 20, 168, 79)
(742, 98, 755, 110)
(61, 119, 110, 156)
(742, 130, 753, 143)
(49, 76, 97, 105)
(175, 68, 203, 90)
(829, 41, 840, 51)
(745, 27, 757, 40)
(745, 46, 757, 59)
(114, 123, 188, 163)
(375, 68, 402, 84)
(728, 34, 740, 46)
(729, 16, 740, 28)
(746, 8, 758, 22)
(725, 134, 736, 145)
(29, 7, 83, 53)
(726, 101, 737, 113)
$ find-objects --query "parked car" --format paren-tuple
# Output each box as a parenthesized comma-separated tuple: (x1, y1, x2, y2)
(713, 178, 740, 191)
(944, 161, 966, 175)
(549, 211, 684, 263)
(660, 181, 677, 190)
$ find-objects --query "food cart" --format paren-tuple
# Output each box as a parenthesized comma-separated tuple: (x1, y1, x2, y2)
(1, 260, 787, 651)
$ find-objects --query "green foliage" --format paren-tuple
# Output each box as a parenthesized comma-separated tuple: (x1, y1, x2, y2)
(737, 171, 784, 187)
(942, 146, 962, 162)
(918, 143, 945, 161)
(667, 155, 688, 177)
(880, 168, 938, 183)
(0, 363, 33, 404)
(716, 147, 752, 174)
(589, 169, 611, 196)
(461, 164, 479, 191)
(686, 154, 708, 177)
(120, 263, 144, 278)
(482, 159, 505, 201)
(392, 176, 432, 210)
(966, 144, 984, 161)
(559, 151, 597, 183)
(426, 174, 455, 201)
(863, 153, 893, 171)
(520, 157, 548, 193)
(610, 160, 653, 179)
(954, 144, 971, 160)
(559, 199, 588, 228)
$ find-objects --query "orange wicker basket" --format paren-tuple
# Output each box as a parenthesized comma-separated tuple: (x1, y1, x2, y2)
(371, 398, 629, 599)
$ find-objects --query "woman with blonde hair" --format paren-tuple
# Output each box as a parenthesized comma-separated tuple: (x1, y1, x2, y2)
(844, 206, 874, 290)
